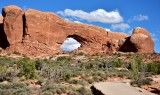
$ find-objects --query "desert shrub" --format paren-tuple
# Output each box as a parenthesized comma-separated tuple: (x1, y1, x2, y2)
(77, 86, 92, 95)
(113, 58, 123, 68)
(41, 84, 66, 95)
(63, 70, 72, 81)
(92, 76, 99, 82)
(68, 79, 79, 84)
(130, 78, 153, 87)
(0, 66, 7, 81)
(79, 80, 89, 86)
(0, 83, 31, 95)
(35, 59, 43, 70)
(147, 62, 159, 74)
(131, 59, 139, 80)
(86, 79, 94, 84)
(18, 60, 36, 79)
(57, 56, 72, 63)
(80, 61, 99, 70)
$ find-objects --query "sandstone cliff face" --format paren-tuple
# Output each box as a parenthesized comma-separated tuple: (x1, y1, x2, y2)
(0, 5, 155, 57)
(2, 5, 23, 45)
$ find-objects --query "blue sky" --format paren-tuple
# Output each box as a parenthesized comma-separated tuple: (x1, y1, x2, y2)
(0, 0, 160, 53)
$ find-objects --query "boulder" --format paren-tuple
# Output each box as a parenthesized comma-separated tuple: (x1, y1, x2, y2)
(119, 27, 154, 53)
(2, 5, 23, 45)
(130, 27, 154, 53)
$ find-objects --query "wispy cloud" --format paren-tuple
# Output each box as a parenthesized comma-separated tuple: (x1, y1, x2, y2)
(128, 15, 149, 22)
(57, 9, 123, 24)
(111, 23, 130, 31)
(60, 38, 81, 52)
(150, 33, 159, 41)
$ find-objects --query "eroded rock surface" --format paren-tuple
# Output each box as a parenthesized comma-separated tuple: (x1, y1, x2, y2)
(0, 5, 155, 57)
(119, 27, 154, 53)
(2, 5, 23, 45)
(130, 27, 154, 53)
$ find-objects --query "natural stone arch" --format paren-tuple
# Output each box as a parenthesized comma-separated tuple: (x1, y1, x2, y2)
(0, 5, 154, 57)
(67, 34, 87, 46)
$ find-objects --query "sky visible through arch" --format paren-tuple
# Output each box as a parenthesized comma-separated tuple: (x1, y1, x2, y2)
(0, 0, 160, 53)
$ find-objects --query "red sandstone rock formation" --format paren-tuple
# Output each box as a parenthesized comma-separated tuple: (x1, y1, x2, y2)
(2, 5, 23, 45)
(0, 5, 155, 57)
(0, 16, 3, 23)
(119, 27, 154, 53)
(130, 27, 154, 53)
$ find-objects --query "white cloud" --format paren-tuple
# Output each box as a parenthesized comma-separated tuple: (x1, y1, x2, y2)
(128, 15, 149, 22)
(111, 23, 130, 31)
(60, 38, 81, 52)
(74, 21, 82, 23)
(57, 9, 123, 24)
(105, 28, 111, 31)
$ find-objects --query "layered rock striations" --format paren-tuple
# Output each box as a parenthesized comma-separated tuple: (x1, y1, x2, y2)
(0, 5, 155, 57)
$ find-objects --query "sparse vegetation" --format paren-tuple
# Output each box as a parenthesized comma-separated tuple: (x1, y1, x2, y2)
(0, 53, 159, 94)
(0, 83, 31, 95)
(131, 78, 153, 87)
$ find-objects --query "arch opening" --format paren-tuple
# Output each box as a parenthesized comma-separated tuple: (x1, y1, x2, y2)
(60, 37, 81, 53)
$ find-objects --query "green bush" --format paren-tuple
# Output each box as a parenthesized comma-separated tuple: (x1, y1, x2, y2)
(57, 56, 72, 62)
(68, 79, 79, 84)
(130, 57, 146, 80)
(0, 66, 7, 81)
(113, 58, 123, 68)
(19, 60, 36, 79)
(35, 59, 43, 70)
(130, 78, 153, 87)
(41, 84, 66, 95)
(77, 86, 92, 95)
(86, 79, 94, 84)
(63, 70, 72, 81)
(147, 62, 159, 74)
(0, 83, 31, 95)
